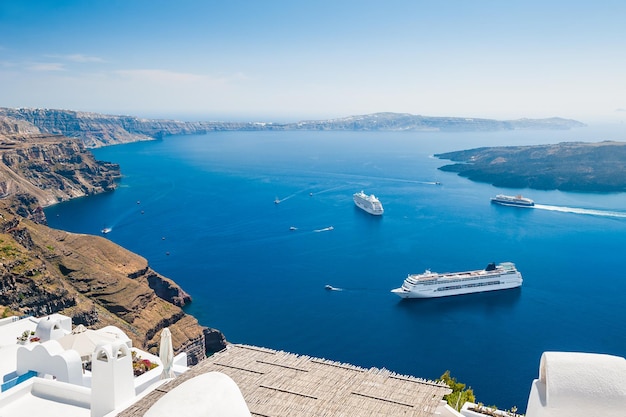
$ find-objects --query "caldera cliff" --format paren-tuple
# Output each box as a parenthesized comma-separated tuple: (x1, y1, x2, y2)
(0, 114, 226, 364)
(0, 107, 585, 149)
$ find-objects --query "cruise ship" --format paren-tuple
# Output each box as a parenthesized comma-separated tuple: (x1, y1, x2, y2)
(491, 194, 534, 207)
(353, 191, 384, 215)
(391, 262, 523, 299)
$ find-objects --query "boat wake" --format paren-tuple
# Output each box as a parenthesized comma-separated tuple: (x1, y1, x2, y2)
(275, 187, 315, 204)
(275, 194, 298, 204)
(308, 184, 349, 196)
(314, 226, 334, 232)
(300, 170, 442, 188)
(325, 285, 342, 291)
(534, 204, 626, 218)
(358, 176, 440, 186)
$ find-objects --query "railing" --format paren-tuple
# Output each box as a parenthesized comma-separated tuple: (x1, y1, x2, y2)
(1, 370, 37, 392)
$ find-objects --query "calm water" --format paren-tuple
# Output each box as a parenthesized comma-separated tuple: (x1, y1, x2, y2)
(45, 126, 626, 411)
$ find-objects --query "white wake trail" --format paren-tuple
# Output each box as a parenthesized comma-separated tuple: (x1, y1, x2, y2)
(534, 204, 626, 218)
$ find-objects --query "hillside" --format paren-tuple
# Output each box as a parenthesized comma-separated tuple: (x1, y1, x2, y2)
(436, 141, 626, 192)
(0, 117, 225, 363)
(0, 108, 585, 148)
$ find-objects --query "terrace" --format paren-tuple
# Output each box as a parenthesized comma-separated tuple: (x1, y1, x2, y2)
(0, 314, 188, 417)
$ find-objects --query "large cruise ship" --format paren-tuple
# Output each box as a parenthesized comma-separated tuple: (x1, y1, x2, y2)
(491, 194, 534, 207)
(353, 191, 384, 215)
(391, 262, 523, 299)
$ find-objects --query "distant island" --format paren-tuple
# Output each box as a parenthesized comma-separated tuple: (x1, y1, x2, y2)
(436, 141, 626, 192)
(0, 107, 585, 148)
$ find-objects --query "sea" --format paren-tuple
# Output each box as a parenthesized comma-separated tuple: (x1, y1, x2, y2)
(44, 124, 626, 412)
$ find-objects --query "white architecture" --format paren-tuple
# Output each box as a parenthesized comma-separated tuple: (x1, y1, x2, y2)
(16, 339, 84, 385)
(91, 342, 136, 417)
(143, 372, 251, 417)
(3, 314, 626, 416)
(458, 351, 626, 417)
(525, 351, 626, 417)
(0, 314, 189, 417)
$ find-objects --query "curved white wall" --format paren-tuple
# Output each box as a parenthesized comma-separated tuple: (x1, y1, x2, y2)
(526, 351, 626, 417)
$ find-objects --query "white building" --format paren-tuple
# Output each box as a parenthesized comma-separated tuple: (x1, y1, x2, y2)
(2, 314, 626, 417)
(0, 314, 189, 417)
(524, 351, 626, 417)
(459, 351, 626, 417)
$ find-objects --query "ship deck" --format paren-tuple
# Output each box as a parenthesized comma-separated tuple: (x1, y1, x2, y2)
(411, 270, 491, 282)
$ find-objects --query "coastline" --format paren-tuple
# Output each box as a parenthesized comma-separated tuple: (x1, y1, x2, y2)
(436, 141, 626, 192)
(0, 132, 226, 363)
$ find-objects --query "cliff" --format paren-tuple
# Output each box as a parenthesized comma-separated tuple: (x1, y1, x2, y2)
(436, 141, 626, 192)
(0, 108, 256, 148)
(0, 115, 120, 208)
(0, 201, 225, 363)
(0, 108, 585, 148)
(287, 113, 586, 132)
(0, 117, 226, 364)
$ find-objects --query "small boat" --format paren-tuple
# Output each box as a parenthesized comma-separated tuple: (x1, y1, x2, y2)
(274, 197, 281, 204)
(101, 227, 111, 234)
(325, 285, 333, 290)
(289, 226, 298, 231)
(491, 194, 534, 207)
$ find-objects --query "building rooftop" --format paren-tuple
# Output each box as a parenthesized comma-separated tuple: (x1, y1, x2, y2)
(119, 344, 452, 417)
(0, 314, 188, 417)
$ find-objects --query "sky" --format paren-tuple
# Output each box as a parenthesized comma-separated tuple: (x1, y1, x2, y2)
(1, 0, 625, 122)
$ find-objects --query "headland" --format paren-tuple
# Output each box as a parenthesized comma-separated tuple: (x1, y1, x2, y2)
(436, 141, 626, 192)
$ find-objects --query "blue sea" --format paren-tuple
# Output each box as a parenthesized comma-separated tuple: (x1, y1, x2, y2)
(45, 125, 626, 411)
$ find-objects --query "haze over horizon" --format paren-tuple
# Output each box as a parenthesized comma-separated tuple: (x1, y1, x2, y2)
(1, 1, 625, 123)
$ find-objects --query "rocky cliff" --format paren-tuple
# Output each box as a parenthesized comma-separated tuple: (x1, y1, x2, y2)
(0, 108, 254, 148)
(0, 201, 225, 363)
(0, 117, 226, 364)
(0, 108, 586, 148)
(0, 115, 120, 208)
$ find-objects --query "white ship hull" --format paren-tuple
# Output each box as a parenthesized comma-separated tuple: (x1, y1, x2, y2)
(353, 191, 384, 215)
(391, 262, 522, 299)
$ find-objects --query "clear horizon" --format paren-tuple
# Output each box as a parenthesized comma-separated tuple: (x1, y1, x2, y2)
(1, 1, 625, 123)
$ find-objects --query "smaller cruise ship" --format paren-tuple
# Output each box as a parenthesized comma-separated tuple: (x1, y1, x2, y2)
(353, 191, 384, 215)
(491, 194, 534, 207)
(391, 262, 523, 299)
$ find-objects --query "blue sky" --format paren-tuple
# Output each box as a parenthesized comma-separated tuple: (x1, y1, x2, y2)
(1, 0, 625, 122)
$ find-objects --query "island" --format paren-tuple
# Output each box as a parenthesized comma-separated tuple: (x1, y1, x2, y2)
(436, 141, 626, 192)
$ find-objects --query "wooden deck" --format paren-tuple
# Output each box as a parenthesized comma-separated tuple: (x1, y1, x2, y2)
(118, 344, 451, 417)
